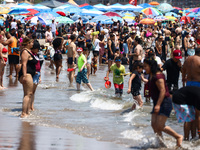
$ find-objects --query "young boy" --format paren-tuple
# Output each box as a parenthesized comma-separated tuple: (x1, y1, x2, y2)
(76, 47, 94, 91)
(105, 57, 125, 97)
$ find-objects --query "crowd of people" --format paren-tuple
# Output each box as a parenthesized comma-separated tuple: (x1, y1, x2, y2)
(1, 14, 200, 148)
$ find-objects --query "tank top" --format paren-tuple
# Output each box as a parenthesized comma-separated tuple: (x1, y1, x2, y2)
(18, 49, 38, 79)
(148, 73, 170, 104)
(8, 37, 18, 56)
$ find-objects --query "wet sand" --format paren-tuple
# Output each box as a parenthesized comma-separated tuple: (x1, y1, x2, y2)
(0, 112, 131, 150)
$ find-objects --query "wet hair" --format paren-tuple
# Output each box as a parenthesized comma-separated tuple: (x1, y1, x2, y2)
(52, 38, 62, 50)
(94, 53, 98, 57)
(21, 37, 33, 47)
(99, 34, 104, 41)
(148, 48, 155, 59)
(32, 33, 36, 39)
(143, 58, 159, 76)
(132, 61, 143, 71)
(195, 48, 200, 55)
(70, 34, 76, 41)
(32, 40, 40, 50)
(110, 33, 115, 38)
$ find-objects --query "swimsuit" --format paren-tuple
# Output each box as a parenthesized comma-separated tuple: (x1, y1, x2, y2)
(18, 50, 38, 79)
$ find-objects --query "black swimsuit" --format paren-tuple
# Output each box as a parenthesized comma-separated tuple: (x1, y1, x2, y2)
(18, 49, 38, 79)
(54, 49, 62, 61)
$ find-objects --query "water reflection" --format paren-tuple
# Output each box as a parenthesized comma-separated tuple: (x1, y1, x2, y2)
(17, 121, 36, 150)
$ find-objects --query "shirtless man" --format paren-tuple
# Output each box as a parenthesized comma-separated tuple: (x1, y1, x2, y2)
(195, 26, 200, 47)
(164, 27, 171, 46)
(0, 32, 19, 78)
(182, 48, 200, 139)
(67, 34, 77, 87)
(183, 32, 189, 59)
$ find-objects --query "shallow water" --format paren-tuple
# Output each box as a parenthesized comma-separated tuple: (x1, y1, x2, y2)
(0, 56, 199, 150)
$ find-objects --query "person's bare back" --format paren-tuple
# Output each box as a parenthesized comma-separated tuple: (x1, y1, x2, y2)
(183, 55, 200, 82)
(67, 41, 76, 58)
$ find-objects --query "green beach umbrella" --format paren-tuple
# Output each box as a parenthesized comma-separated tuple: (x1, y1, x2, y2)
(55, 16, 74, 24)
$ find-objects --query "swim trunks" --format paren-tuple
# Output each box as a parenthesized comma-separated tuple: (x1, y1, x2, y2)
(114, 83, 123, 94)
(76, 68, 89, 84)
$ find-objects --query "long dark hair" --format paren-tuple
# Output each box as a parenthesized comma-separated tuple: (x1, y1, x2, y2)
(143, 58, 159, 76)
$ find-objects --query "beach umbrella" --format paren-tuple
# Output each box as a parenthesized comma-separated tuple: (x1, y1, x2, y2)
(20, 9, 39, 15)
(81, 9, 103, 16)
(0, 20, 4, 26)
(8, 8, 31, 15)
(0, 16, 5, 20)
(112, 16, 123, 22)
(154, 16, 167, 22)
(109, 3, 124, 11)
(190, 7, 200, 13)
(187, 12, 197, 18)
(122, 16, 135, 20)
(56, 11, 66, 16)
(64, 7, 82, 14)
(35, 12, 56, 20)
(122, 4, 143, 11)
(173, 7, 183, 10)
(71, 15, 90, 24)
(165, 12, 178, 17)
(103, 12, 121, 17)
(149, 1, 160, 6)
(157, 3, 173, 13)
(0, 7, 9, 14)
(142, 7, 162, 16)
(79, 3, 89, 7)
(180, 16, 191, 24)
(55, 16, 74, 24)
(165, 16, 178, 21)
(138, 3, 152, 8)
(33, 4, 51, 11)
(24, 16, 48, 25)
(93, 4, 108, 12)
(140, 18, 155, 24)
(68, 0, 79, 7)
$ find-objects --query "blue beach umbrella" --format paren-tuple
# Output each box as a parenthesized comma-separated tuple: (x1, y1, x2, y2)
(165, 12, 178, 17)
(138, 3, 152, 9)
(156, 3, 173, 13)
(93, 4, 108, 12)
(8, 8, 30, 15)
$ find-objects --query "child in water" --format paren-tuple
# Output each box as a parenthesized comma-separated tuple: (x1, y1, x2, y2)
(105, 57, 125, 97)
(92, 53, 98, 75)
(76, 47, 94, 91)
(127, 62, 148, 110)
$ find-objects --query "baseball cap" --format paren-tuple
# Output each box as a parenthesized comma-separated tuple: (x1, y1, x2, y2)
(173, 50, 182, 59)
(77, 47, 83, 52)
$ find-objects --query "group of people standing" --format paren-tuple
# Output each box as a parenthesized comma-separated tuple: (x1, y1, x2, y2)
(1, 14, 200, 148)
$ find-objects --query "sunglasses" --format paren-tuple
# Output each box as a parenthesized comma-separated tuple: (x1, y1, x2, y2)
(115, 59, 121, 62)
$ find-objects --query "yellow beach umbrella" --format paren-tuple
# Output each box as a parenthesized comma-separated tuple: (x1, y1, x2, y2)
(0, 7, 9, 14)
(123, 16, 135, 20)
(140, 18, 155, 25)
(165, 16, 178, 21)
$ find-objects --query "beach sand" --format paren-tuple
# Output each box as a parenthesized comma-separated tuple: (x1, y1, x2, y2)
(0, 112, 131, 150)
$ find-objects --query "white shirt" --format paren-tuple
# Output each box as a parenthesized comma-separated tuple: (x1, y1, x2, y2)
(155, 56, 162, 66)
(50, 23, 57, 32)
(94, 39, 100, 51)
(11, 22, 17, 29)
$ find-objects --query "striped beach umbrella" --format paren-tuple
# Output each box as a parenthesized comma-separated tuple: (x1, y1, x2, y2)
(142, 7, 162, 16)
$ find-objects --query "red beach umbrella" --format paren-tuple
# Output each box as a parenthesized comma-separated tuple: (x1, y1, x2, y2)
(20, 9, 39, 15)
(79, 3, 89, 7)
(56, 11, 66, 16)
(103, 12, 121, 17)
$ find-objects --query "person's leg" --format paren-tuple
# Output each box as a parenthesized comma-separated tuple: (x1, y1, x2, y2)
(156, 115, 183, 147)
(151, 113, 159, 134)
(20, 74, 33, 118)
(86, 63, 91, 79)
(195, 109, 200, 138)
(9, 64, 14, 77)
(108, 60, 112, 70)
(134, 94, 143, 107)
(14, 64, 19, 78)
(0, 63, 4, 88)
(99, 55, 102, 65)
(55, 60, 62, 79)
(30, 84, 37, 111)
(86, 83, 94, 91)
(77, 83, 80, 91)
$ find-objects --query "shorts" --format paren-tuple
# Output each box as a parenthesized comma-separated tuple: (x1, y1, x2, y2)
(108, 55, 114, 61)
(54, 53, 62, 61)
(68, 57, 74, 65)
(131, 90, 140, 96)
(165, 37, 170, 41)
(93, 51, 99, 56)
(123, 43, 128, 54)
(8, 55, 19, 64)
(187, 49, 195, 56)
(184, 48, 188, 57)
(114, 83, 123, 94)
(33, 71, 40, 85)
(151, 97, 172, 118)
(186, 81, 200, 87)
(173, 103, 195, 123)
(76, 68, 89, 84)
(0, 58, 7, 62)
(167, 82, 178, 94)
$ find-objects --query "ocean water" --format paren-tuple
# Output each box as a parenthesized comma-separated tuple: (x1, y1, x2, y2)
(0, 56, 200, 150)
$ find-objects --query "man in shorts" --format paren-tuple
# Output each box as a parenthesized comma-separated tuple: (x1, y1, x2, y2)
(107, 33, 116, 69)
(0, 32, 19, 78)
(76, 47, 93, 91)
(182, 48, 200, 140)
(67, 34, 77, 87)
